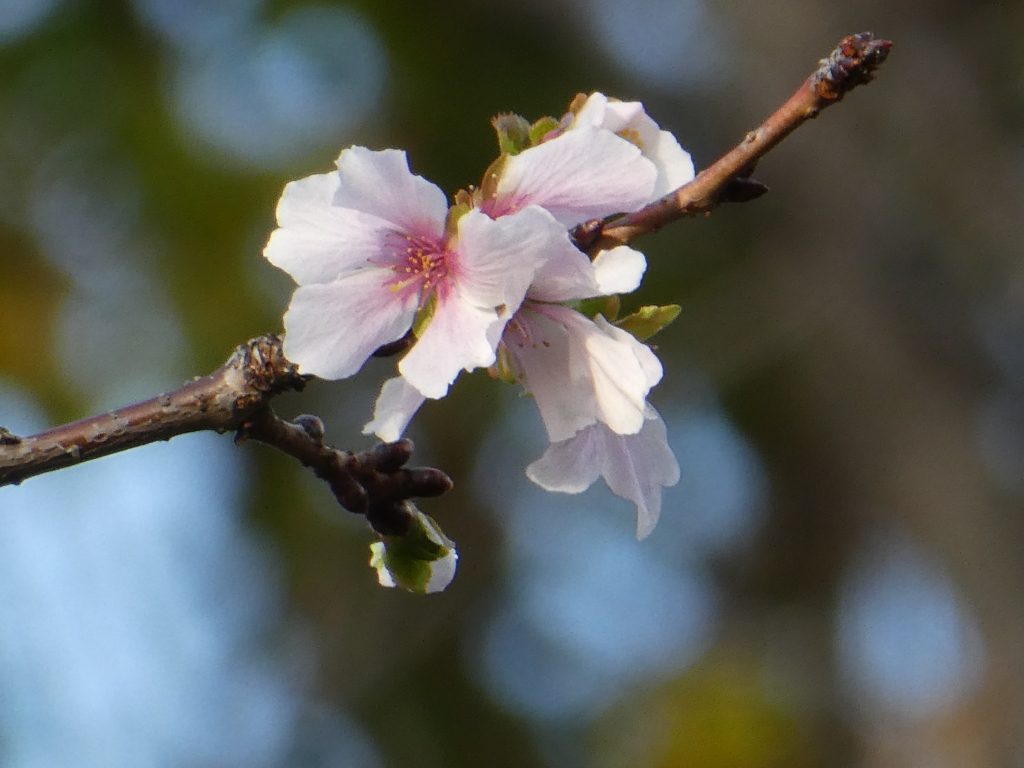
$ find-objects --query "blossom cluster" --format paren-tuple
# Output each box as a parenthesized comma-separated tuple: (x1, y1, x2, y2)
(264, 93, 693, 587)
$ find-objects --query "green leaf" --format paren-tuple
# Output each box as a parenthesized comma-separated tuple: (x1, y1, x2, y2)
(491, 113, 532, 155)
(575, 295, 621, 321)
(615, 304, 681, 341)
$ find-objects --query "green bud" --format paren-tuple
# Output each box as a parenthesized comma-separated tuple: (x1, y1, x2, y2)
(528, 116, 561, 146)
(369, 509, 458, 594)
(491, 113, 532, 155)
(615, 304, 682, 341)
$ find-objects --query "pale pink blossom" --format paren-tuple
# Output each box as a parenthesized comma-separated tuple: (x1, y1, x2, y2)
(265, 146, 576, 398)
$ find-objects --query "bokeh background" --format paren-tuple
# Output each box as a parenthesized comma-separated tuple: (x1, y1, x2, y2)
(0, 1, 1021, 766)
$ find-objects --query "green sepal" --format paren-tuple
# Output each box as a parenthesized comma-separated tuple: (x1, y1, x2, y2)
(411, 291, 438, 338)
(487, 345, 519, 384)
(479, 154, 509, 202)
(575, 295, 621, 322)
(369, 510, 457, 594)
(444, 196, 473, 240)
(491, 113, 532, 155)
(615, 304, 681, 341)
(528, 116, 560, 146)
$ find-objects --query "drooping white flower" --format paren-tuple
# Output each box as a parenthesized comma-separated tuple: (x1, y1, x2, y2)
(572, 92, 696, 199)
(265, 146, 576, 398)
(501, 245, 660, 442)
(526, 406, 680, 539)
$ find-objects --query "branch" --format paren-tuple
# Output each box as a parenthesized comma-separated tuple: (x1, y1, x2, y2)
(0, 335, 452, 533)
(578, 31, 892, 253)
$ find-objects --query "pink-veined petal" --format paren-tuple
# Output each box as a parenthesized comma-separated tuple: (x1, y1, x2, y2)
(264, 172, 401, 285)
(452, 206, 570, 310)
(363, 376, 426, 441)
(495, 127, 657, 228)
(399, 291, 503, 399)
(592, 246, 647, 295)
(283, 268, 418, 380)
(526, 407, 679, 539)
(333, 147, 448, 239)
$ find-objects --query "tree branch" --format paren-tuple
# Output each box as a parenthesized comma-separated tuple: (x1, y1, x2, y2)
(578, 31, 893, 253)
(0, 335, 452, 533)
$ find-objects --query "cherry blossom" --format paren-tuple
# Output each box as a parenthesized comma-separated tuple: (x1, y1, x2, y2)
(264, 146, 576, 398)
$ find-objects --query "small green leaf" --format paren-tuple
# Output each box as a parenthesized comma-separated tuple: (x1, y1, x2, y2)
(491, 113, 532, 155)
(528, 116, 560, 146)
(615, 304, 681, 341)
(575, 295, 621, 321)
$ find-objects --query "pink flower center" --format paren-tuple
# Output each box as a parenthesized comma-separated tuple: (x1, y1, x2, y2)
(379, 232, 449, 305)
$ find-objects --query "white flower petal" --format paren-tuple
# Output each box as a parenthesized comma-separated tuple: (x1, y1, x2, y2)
(282, 268, 418, 380)
(649, 130, 696, 198)
(525, 425, 603, 493)
(575, 311, 656, 435)
(592, 246, 647, 295)
(594, 314, 663, 389)
(505, 306, 601, 442)
(264, 172, 399, 285)
(333, 147, 448, 239)
(453, 206, 567, 310)
(600, 408, 680, 538)
(496, 126, 657, 228)
(399, 292, 502, 399)
(572, 93, 695, 201)
(363, 376, 426, 441)
(523, 243, 600, 304)
(526, 408, 680, 539)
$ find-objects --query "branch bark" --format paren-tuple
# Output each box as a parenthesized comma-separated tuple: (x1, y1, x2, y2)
(0, 335, 451, 533)
(577, 32, 892, 253)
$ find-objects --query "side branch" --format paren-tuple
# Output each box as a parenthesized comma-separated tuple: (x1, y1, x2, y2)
(583, 31, 892, 252)
(0, 337, 452, 532)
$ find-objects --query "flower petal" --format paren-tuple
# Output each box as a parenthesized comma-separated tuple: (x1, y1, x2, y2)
(264, 172, 400, 285)
(648, 130, 696, 198)
(593, 314, 663, 389)
(282, 268, 418, 380)
(526, 407, 680, 539)
(363, 376, 426, 441)
(504, 306, 602, 442)
(592, 246, 647, 295)
(495, 127, 657, 228)
(452, 206, 568, 310)
(333, 147, 448, 239)
(573, 93, 696, 200)
(399, 291, 503, 399)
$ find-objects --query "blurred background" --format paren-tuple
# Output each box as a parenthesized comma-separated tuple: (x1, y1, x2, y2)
(0, 0, 1020, 766)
